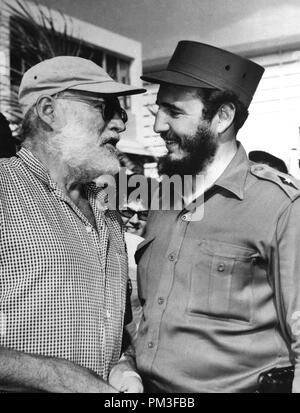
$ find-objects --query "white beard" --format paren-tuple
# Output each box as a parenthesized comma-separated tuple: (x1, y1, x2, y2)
(49, 115, 120, 183)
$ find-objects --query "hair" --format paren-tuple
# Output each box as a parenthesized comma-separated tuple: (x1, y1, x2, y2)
(196, 89, 249, 133)
(19, 107, 39, 143)
(19, 92, 69, 147)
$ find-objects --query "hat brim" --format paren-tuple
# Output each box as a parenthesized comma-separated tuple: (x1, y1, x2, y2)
(141, 70, 216, 89)
(70, 80, 146, 96)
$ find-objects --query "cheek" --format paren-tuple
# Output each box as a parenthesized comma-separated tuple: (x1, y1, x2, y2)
(75, 109, 104, 134)
(170, 119, 199, 137)
(88, 117, 104, 134)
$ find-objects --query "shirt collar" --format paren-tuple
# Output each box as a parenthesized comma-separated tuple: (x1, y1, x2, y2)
(17, 147, 55, 188)
(213, 142, 249, 200)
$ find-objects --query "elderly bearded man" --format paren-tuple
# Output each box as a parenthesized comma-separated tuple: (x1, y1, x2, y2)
(135, 41, 300, 393)
(0, 56, 145, 393)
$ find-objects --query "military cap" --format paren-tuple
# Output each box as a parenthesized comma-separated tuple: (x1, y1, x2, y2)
(141, 40, 265, 108)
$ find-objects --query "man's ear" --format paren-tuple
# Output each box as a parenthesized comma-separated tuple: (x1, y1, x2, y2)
(35, 95, 55, 128)
(215, 103, 236, 134)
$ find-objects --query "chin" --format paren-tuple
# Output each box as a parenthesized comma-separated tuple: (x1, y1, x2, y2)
(97, 156, 120, 176)
(79, 157, 119, 182)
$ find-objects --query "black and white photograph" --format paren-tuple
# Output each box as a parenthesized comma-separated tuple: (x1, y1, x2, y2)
(0, 0, 299, 395)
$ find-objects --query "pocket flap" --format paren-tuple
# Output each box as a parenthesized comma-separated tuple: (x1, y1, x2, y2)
(199, 239, 259, 261)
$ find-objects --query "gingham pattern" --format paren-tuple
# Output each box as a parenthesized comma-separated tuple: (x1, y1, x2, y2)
(0, 148, 128, 380)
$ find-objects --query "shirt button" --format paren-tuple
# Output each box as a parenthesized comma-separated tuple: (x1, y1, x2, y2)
(86, 226, 93, 233)
(217, 263, 225, 272)
(158, 297, 164, 305)
(168, 253, 176, 261)
(148, 342, 154, 349)
(181, 215, 187, 221)
(106, 311, 111, 318)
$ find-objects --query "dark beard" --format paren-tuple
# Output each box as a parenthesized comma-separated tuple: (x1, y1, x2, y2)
(158, 124, 218, 177)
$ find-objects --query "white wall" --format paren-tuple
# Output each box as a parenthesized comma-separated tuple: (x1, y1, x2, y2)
(239, 51, 300, 175)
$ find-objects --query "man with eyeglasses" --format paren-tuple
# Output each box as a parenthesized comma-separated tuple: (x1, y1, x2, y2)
(121, 204, 149, 237)
(0, 56, 145, 393)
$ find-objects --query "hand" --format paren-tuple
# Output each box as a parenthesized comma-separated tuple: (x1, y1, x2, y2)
(109, 363, 143, 393)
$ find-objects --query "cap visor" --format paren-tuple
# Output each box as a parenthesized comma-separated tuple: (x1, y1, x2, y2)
(141, 70, 215, 89)
(71, 81, 146, 96)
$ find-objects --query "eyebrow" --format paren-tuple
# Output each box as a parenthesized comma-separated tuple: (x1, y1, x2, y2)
(155, 100, 184, 111)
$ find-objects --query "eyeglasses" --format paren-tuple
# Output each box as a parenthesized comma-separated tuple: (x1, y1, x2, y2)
(54, 94, 128, 123)
(119, 208, 149, 221)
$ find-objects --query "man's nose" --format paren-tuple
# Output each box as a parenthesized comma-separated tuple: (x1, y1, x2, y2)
(108, 114, 126, 133)
(129, 213, 139, 224)
(154, 110, 169, 134)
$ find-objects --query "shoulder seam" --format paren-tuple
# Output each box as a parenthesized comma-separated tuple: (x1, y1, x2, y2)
(250, 164, 300, 201)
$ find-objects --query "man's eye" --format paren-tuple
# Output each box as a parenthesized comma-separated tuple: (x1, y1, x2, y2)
(169, 109, 181, 117)
(93, 103, 104, 110)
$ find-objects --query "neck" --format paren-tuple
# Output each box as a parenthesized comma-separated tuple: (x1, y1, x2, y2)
(203, 138, 238, 187)
(29, 141, 84, 199)
(183, 138, 238, 203)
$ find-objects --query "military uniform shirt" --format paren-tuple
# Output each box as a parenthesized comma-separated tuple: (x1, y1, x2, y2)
(135, 143, 300, 393)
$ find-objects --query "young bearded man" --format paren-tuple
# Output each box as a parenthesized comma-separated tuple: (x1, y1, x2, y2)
(135, 41, 300, 393)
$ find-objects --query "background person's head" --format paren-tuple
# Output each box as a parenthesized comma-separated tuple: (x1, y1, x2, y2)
(248, 150, 289, 174)
(141, 41, 264, 176)
(18, 56, 145, 181)
(118, 174, 153, 236)
(120, 199, 148, 237)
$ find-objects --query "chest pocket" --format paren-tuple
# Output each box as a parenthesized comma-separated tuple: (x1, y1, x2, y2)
(187, 239, 259, 324)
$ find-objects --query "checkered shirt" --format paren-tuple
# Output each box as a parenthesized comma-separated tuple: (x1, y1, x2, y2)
(0, 148, 128, 380)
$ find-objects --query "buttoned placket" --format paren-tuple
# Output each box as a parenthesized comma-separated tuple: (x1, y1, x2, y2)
(49, 182, 110, 348)
(142, 192, 209, 370)
(144, 210, 190, 369)
(89, 196, 126, 376)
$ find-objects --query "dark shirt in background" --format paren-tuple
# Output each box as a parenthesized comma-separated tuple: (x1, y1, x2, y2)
(0, 113, 16, 157)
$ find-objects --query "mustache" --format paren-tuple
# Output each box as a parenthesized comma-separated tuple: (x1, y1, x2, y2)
(160, 131, 181, 144)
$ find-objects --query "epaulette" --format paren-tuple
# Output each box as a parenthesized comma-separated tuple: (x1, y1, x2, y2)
(250, 163, 300, 201)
